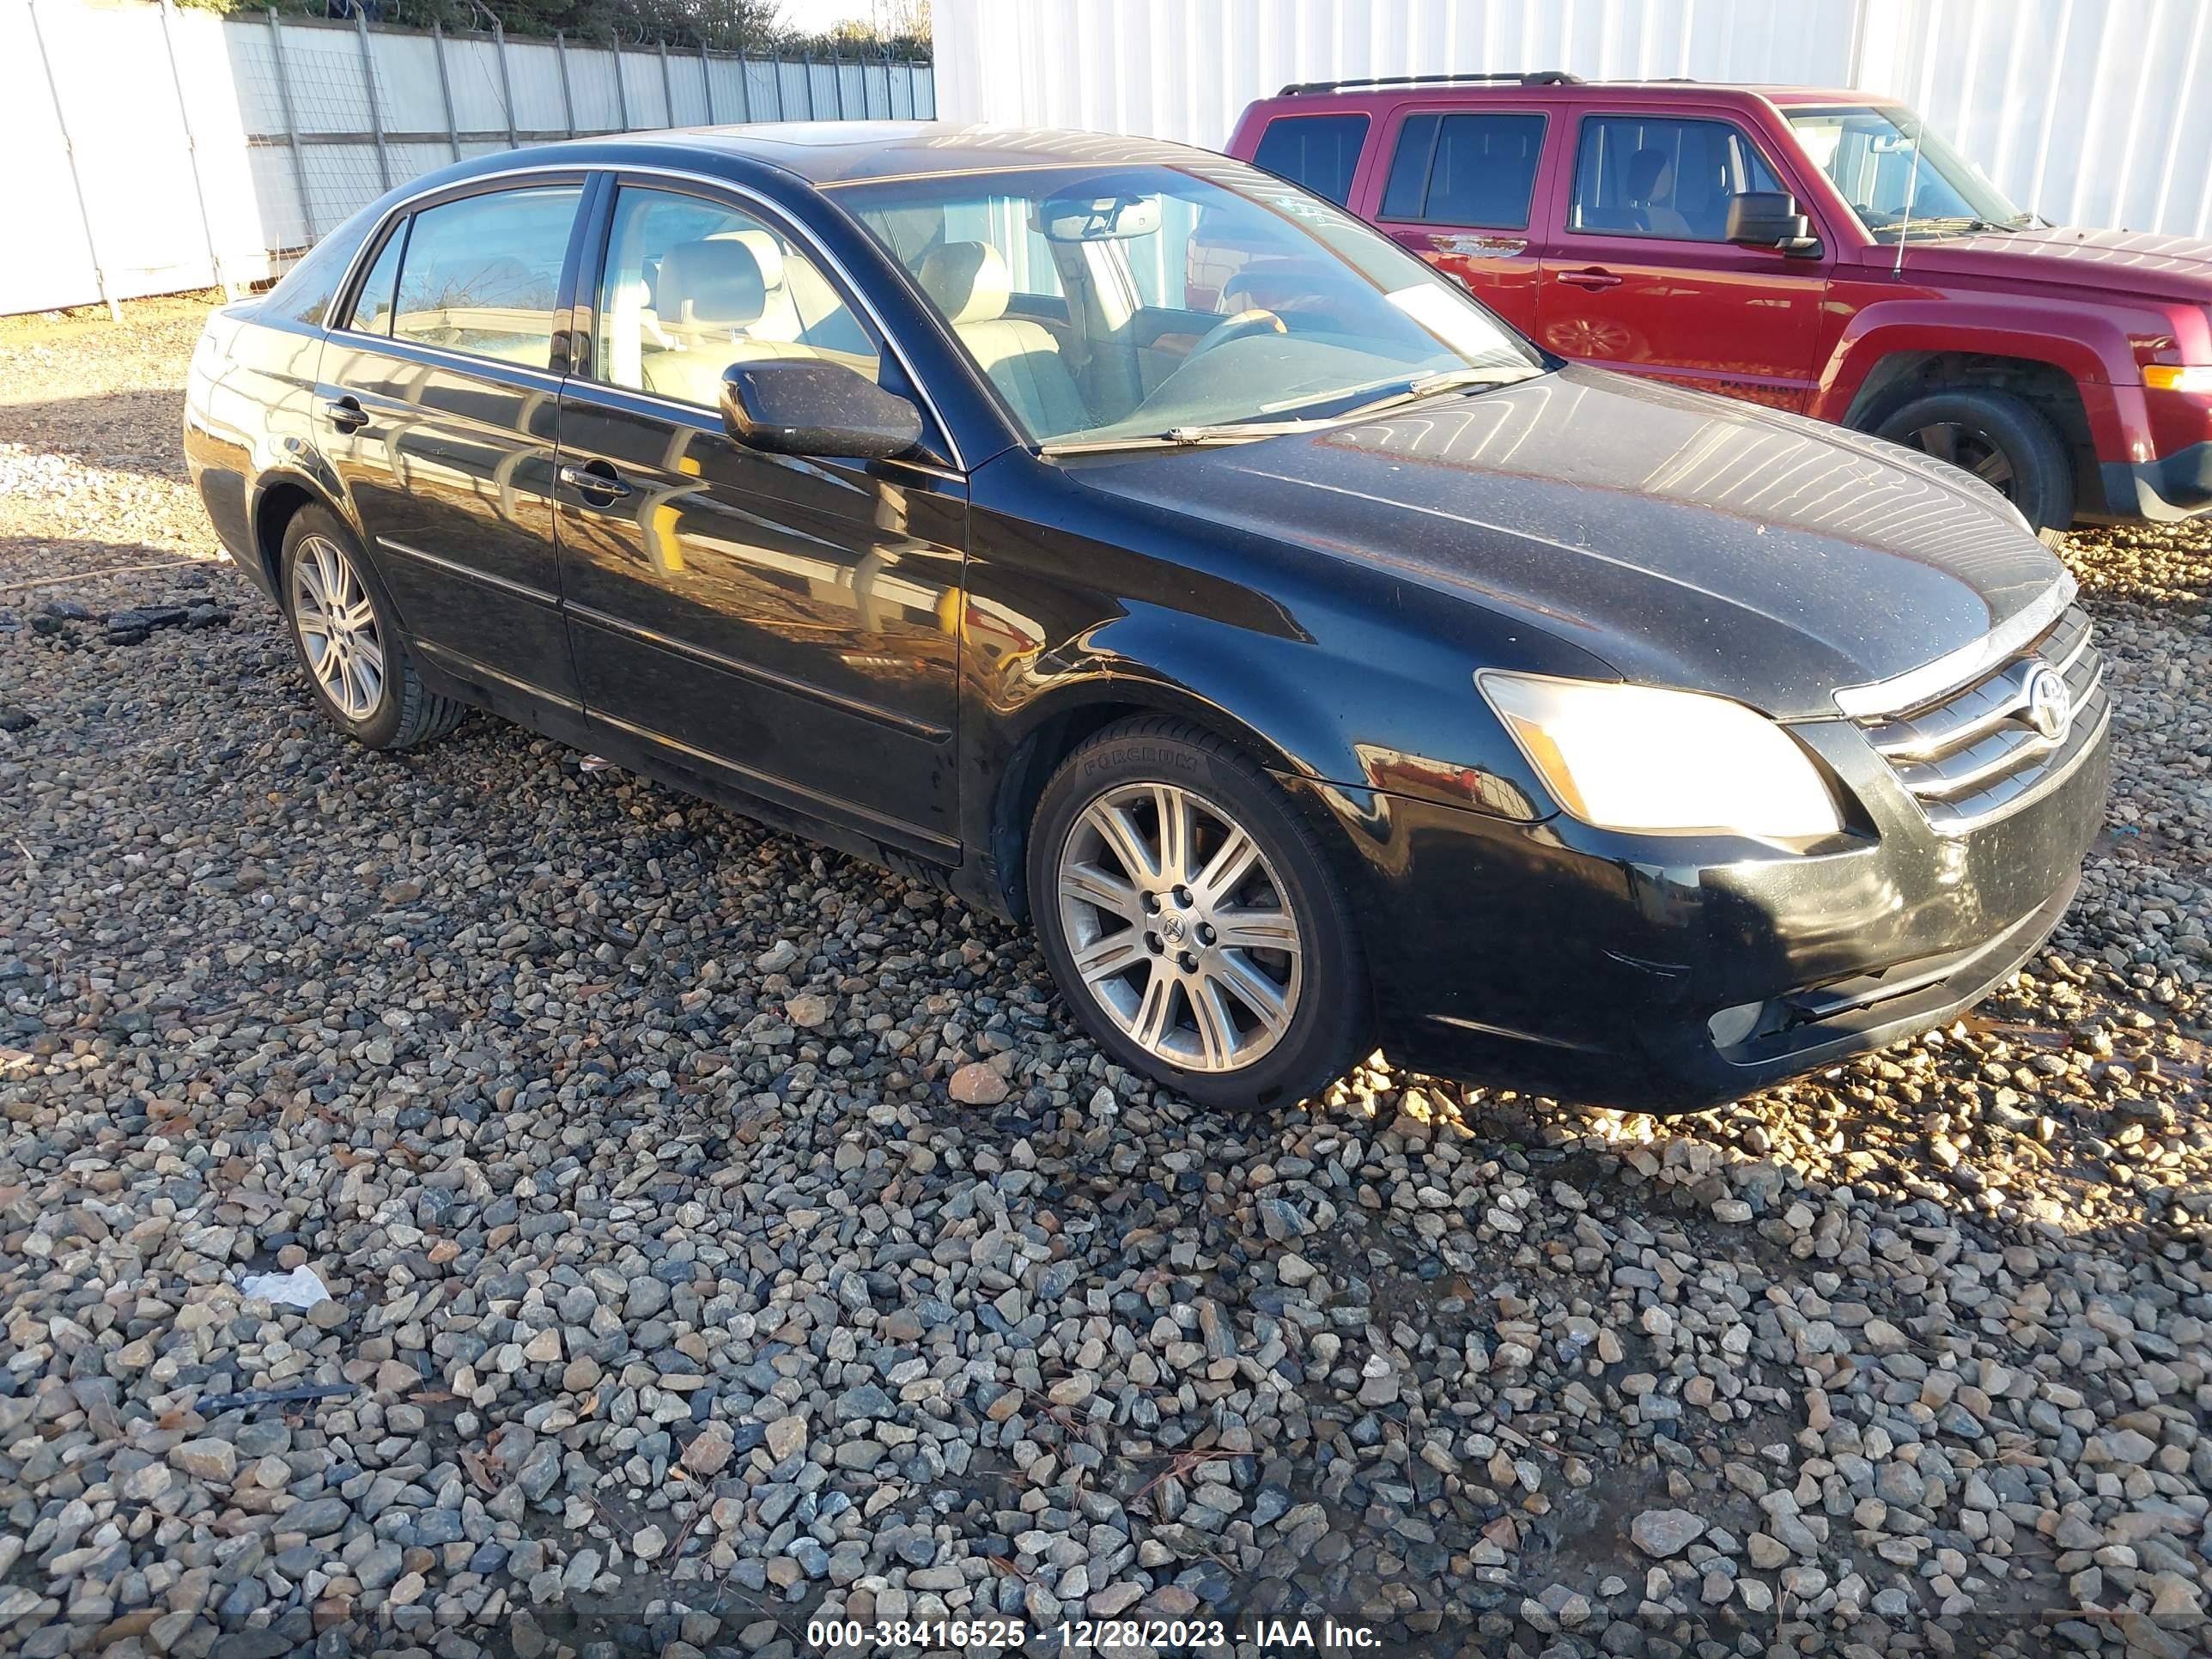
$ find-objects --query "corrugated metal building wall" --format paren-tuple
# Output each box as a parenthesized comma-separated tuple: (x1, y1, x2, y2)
(936, 0, 2212, 239)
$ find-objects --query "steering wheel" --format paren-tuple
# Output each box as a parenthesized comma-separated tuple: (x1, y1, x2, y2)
(1184, 307, 1286, 365)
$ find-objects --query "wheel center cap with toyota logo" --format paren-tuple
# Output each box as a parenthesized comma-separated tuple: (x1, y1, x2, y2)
(1160, 915, 1188, 945)
(2023, 662, 2072, 744)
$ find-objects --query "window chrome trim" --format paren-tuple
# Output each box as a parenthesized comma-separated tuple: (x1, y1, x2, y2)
(1831, 574, 2079, 720)
(326, 158, 968, 473)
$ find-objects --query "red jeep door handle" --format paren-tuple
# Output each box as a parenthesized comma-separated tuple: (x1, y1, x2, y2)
(1556, 267, 1624, 289)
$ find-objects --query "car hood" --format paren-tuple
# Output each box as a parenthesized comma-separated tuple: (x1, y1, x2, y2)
(1071, 365, 2064, 720)
(1887, 224, 2212, 302)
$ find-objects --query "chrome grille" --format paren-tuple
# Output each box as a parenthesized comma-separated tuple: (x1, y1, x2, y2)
(1859, 605, 2108, 833)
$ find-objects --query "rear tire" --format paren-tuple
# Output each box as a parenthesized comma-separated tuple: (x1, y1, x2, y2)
(1027, 715, 1369, 1114)
(1873, 387, 2075, 544)
(280, 506, 465, 750)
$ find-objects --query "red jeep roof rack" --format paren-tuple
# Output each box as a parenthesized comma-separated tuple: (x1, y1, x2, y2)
(1277, 70, 1584, 96)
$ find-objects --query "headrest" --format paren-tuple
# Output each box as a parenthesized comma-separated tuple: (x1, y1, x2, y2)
(712, 228, 786, 292)
(1626, 147, 1673, 202)
(917, 240, 1011, 327)
(656, 238, 766, 327)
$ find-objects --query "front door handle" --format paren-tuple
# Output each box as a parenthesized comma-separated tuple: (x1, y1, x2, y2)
(558, 463, 632, 501)
(1556, 267, 1624, 290)
(324, 396, 369, 432)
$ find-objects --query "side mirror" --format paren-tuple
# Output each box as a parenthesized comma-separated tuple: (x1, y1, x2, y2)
(1725, 191, 1820, 255)
(719, 360, 923, 460)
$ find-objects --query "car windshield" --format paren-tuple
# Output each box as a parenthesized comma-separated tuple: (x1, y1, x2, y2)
(1784, 105, 2032, 240)
(832, 158, 1543, 450)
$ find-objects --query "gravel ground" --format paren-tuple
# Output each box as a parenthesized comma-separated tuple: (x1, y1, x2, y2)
(2, 302, 2209, 1659)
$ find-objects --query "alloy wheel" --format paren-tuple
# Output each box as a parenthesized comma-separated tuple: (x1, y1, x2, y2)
(1903, 421, 2015, 496)
(1054, 781, 1304, 1073)
(291, 533, 386, 720)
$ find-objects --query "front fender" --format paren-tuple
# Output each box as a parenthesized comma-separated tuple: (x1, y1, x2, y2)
(1812, 299, 2138, 455)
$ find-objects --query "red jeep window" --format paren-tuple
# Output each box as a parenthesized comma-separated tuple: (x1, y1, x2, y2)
(1381, 112, 1547, 228)
(1252, 113, 1370, 206)
(1569, 114, 1782, 241)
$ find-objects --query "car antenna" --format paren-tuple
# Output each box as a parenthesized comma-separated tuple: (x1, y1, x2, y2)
(1893, 117, 1923, 278)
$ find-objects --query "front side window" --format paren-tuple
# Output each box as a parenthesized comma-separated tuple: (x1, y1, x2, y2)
(391, 185, 581, 366)
(1569, 116, 1783, 241)
(836, 159, 1542, 449)
(592, 185, 880, 410)
(346, 223, 406, 336)
(1381, 112, 1547, 228)
(1252, 114, 1371, 207)
(1784, 105, 2030, 240)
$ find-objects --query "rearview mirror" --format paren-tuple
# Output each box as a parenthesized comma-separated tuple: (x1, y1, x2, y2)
(1035, 192, 1164, 242)
(720, 360, 923, 461)
(1725, 191, 1820, 254)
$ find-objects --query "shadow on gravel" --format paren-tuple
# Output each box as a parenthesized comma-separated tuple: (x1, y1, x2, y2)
(0, 387, 189, 477)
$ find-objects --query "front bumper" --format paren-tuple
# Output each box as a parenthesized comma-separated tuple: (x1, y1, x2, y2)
(1301, 699, 2111, 1113)
(2100, 441, 2212, 522)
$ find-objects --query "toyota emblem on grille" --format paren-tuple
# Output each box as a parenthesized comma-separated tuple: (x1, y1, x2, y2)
(2023, 662, 2071, 744)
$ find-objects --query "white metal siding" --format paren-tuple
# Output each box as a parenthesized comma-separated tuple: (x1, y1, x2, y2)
(938, 0, 2212, 239)
(2, 1, 937, 318)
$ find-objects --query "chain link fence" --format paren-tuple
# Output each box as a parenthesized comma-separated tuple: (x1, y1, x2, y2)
(5, 0, 934, 317)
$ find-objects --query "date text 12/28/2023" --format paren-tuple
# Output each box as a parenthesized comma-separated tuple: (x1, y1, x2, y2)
(803, 1617, 1387, 1650)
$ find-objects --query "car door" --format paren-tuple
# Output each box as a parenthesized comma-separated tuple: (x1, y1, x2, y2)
(1363, 103, 1561, 335)
(1534, 111, 1829, 410)
(554, 176, 966, 854)
(317, 177, 591, 716)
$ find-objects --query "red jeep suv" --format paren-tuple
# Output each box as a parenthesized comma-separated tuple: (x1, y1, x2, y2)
(1227, 73, 2212, 538)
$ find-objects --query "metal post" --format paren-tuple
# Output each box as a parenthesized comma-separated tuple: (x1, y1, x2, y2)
(700, 44, 714, 125)
(156, 0, 234, 300)
(657, 40, 674, 128)
(734, 50, 750, 121)
(830, 48, 845, 119)
(353, 7, 391, 190)
(613, 37, 631, 131)
(431, 21, 461, 162)
(803, 52, 816, 119)
(493, 21, 518, 149)
(555, 33, 576, 137)
(773, 52, 786, 121)
(27, 0, 119, 320)
(264, 8, 316, 243)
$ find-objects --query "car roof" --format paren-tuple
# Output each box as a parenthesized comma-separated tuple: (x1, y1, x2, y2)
(447, 122, 1224, 187)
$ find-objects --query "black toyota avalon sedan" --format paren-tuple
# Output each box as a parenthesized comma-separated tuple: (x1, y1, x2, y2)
(185, 124, 2109, 1114)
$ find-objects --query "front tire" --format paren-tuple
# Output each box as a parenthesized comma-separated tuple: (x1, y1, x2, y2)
(280, 506, 465, 750)
(1873, 388, 2075, 544)
(1027, 716, 1369, 1113)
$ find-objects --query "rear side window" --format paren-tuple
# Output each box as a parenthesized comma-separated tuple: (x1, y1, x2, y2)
(1569, 115, 1783, 240)
(1252, 113, 1370, 206)
(1381, 112, 1547, 227)
(390, 185, 582, 367)
(345, 223, 406, 336)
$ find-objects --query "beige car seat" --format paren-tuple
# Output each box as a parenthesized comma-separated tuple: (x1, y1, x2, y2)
(640, 238, 823, 406)
(916, 241, 1089, 438)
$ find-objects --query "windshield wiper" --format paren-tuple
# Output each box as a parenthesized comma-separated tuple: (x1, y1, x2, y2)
(1036, 418, 1334, 458)
(1890, 215, 2008, 240)
(1036, 366, 1537, 459)
(1327, 364, 1538, 420)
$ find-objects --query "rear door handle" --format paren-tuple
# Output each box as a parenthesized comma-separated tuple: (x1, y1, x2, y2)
(1556, 268, 1624, 290)
(323, 396, 369, 432)
(558, 463, 632, 501)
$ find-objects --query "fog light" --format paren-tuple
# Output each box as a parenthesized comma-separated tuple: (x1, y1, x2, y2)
(1707, 1001, 1765, 1049)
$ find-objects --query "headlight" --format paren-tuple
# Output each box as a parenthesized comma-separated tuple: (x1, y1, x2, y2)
(1477, 672, 1842, 842)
